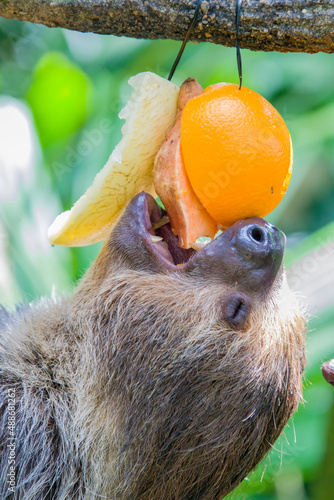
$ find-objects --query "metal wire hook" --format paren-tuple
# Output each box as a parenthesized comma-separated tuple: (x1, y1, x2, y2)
(168, 0, 202, 81)
(235, 0, 243, 90)
(168, 0, 243, 89)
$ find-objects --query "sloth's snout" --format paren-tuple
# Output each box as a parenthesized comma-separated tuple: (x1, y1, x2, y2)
(247, 224, 271, 245)
(218, 217, 286, 294)
(230, 218, 285, 269)
(111, 192, 286, 293)
(185, 216, 285, 294)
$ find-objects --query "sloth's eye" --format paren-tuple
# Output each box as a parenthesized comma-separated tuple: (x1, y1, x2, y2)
(222, 293, 250, 329)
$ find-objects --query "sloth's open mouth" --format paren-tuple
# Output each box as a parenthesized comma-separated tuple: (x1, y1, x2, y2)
(132, 192, 285, 285)
(150, 215, 197, 265)
(145, 202, 197, 266)
(135, 192, 206, 267)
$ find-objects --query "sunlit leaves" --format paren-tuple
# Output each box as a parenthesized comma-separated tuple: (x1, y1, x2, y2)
(26, 52, 93, 146)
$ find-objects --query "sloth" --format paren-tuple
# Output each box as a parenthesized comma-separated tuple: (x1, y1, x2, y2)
(0, 192, 306, 499)
(322, 359, 334, 386)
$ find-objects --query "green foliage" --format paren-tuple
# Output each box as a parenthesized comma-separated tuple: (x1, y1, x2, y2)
(0, 17, 334, 500)
(26, 51, 94, 146)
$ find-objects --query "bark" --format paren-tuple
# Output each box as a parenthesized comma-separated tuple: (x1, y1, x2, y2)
(0, 1, 333, 54)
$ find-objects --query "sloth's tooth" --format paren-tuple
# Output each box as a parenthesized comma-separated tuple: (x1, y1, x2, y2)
(150, 235, 163, 243)
(152, 216, 170, 230)
(189, 241, 209, 251)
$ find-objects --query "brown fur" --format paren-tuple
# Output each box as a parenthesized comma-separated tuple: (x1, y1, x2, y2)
(0, 196, 306, 499)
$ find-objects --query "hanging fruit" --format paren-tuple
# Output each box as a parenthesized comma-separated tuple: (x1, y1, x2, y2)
(48, 72, 292, 250)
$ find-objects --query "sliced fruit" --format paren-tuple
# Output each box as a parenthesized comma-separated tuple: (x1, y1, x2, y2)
(48, 72, 179, 246)
(153, 78, 217, 249)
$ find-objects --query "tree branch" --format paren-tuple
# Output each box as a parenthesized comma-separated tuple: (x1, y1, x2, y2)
(0, 0, 333, 54)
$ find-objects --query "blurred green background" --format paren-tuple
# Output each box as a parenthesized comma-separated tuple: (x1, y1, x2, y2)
(0, 17, 334, 500)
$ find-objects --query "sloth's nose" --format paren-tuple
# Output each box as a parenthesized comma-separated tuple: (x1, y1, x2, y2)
(184, 216, 285, 294)
(231, 218, 285, 266)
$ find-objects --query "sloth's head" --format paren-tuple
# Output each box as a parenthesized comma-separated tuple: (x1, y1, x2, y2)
(75, 192, 306, 500)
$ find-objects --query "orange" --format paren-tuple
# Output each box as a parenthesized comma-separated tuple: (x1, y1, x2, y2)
(180, 83, 292, 227)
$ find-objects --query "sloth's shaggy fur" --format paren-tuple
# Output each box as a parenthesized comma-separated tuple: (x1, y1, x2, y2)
(0, 197, 306, 500)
